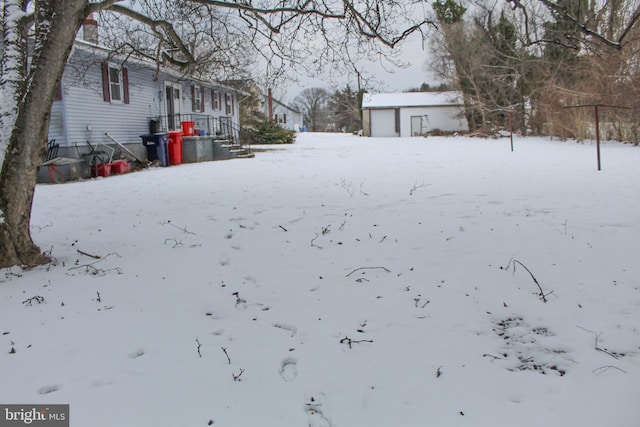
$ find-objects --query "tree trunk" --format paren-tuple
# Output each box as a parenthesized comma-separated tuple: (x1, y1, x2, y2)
(0, 0, 88, 269)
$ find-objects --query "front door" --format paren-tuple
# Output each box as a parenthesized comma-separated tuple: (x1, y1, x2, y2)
(165, 83, 182, 131)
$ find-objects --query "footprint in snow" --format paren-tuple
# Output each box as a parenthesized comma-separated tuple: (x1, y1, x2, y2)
(219, 253, 230, 266)
(272, 323, 298, 337)
(304, 398, 334, 427)
(38, 384, 60, 395)
(128, 349, 145, 359)
(279, 358, 298, 382)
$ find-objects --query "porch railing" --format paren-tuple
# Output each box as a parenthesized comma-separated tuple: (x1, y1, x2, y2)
(148, 114, 240, 142)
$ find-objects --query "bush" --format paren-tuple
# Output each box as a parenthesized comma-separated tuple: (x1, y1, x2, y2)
(253, 121, 296, 144)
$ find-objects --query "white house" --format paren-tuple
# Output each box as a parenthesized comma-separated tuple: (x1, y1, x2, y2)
(264, 89, 303, 132)
(361, 91, 468, 137)
(49, 39, 242, 159)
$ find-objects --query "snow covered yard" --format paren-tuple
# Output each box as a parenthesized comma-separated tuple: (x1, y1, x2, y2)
(1, 132, 639, 426)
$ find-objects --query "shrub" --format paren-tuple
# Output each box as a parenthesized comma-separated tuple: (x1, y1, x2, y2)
(253, 121, 296, 144)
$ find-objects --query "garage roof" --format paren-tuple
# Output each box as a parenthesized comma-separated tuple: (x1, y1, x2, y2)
(362, 91, 463, 108)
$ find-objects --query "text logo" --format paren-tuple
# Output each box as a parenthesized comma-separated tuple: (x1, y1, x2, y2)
(0, 405, 68, 426)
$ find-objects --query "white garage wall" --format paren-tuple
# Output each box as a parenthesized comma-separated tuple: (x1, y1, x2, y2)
(399, 106, 467, 136)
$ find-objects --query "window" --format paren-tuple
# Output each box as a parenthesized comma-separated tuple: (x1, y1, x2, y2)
(192, 85, 204, 112)
(225, 93, 232, 115)
(109, 66, 122, 102)
(101, 62, 129, 104)
(212, 90, 219, 110)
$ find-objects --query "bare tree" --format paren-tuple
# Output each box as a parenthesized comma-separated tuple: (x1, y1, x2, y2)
(0, 0, 433, 269)
(430, 0, 640, 138)
(294, 87, 331, 132)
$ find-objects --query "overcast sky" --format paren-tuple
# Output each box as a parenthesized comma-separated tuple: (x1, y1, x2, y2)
(277, 31, 438, 103)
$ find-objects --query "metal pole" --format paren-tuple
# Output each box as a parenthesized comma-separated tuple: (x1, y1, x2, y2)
(509, 111, 514, 152)
(594, 105, 601, 171)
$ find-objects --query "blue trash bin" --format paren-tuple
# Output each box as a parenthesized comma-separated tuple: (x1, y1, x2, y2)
(140, 133, 169, 166)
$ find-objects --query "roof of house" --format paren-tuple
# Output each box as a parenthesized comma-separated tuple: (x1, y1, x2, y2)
(362, 91, 463, 109)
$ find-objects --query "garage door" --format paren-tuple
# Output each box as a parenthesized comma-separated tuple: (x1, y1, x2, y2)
(370, 109, 398, 137)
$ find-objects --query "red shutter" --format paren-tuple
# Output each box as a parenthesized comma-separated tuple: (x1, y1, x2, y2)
(122, 68, 130, 104)
(191, 85, 196, 111)
(101, 62, 110, 102)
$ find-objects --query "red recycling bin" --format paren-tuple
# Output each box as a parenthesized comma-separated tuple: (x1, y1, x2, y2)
(168, 131, 183, 165)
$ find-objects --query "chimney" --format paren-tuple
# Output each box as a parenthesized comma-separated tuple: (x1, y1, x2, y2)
(268, 88, 273, 121)
(82, 13, 98, 44)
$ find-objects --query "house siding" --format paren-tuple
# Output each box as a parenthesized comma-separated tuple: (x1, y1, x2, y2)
(54, 50, 157, 157)
(271, 103, 302, 131)
(49, 43, 241, 159)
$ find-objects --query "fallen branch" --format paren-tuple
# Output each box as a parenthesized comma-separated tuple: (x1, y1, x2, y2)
(310, 233, 322, 249)
(577, 326, 621, 360)
(278, 225, 288, 232)
(501, 258, 547, 302)
(482, 353, 505, 360)
(340, 179, 355, 197)
(340, 336, 374, 349)
(409, 182, 429, 195)
(159, 220, 196, 235)
(164, 238, 183, 248)
(68, 252, 122, 276)
(76, 249, 101, 259)
(221, 347, 231, 364)
(593, 365, 626, 375)
(196, 338, 202, 358)
(346, 266, 391, 277)
(232, 368, 245, 381)
(22, 296, 45, 306)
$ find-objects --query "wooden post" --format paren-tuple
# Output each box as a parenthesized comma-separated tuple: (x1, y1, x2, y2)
(594, 105, 601, 171)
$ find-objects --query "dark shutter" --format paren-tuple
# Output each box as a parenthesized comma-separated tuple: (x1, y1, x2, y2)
(200, 87, 205, 112)
(191, 85, 196, 111)
(211, 89, 215, 109)
(122, 68, 130, 104)
(101, 62, 110, 102)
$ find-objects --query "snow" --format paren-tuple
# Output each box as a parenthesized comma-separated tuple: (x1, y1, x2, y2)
(1, 132, 640, 427)
(0, 1, 30, 170)
(362, 91, 463, 108)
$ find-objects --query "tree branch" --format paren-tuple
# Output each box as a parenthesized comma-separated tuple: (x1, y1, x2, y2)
(104, 4, 196, 64)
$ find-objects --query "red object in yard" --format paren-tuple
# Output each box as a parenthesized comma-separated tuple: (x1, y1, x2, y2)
(96, 163, 112, 177)
(181, 121, 195, 136)
(111, 159, 131, 174)
(168, 131, 184, 165)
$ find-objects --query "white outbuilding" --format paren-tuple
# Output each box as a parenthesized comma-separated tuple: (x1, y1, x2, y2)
(361, 91, 468, 137)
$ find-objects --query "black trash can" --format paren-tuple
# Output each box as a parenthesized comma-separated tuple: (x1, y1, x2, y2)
(140, 133, 169, 166)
